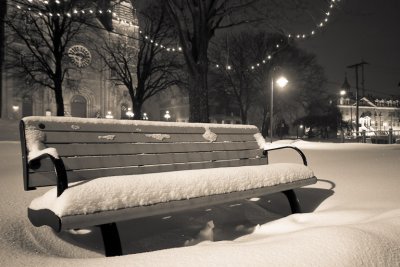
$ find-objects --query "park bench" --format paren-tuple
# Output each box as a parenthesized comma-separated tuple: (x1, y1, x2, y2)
(20, 116, 317, 257)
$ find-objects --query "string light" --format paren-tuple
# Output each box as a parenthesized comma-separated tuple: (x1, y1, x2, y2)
(11, 0, 138, 27)
(286, 0, 339, 40)
(212, 0, 340, 72)
(137, 30, 183, 53)
(12, 0, 340, 70)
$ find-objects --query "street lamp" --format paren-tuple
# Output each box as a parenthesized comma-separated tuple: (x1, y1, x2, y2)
(164, 110, 171, 121)
(297, 124, 304, 139)
(270, 75, 288, 142)
(125, 108, 134, 119)
(105, 111, 114, 119)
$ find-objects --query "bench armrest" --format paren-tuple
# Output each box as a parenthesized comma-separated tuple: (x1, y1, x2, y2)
(29, 153, 68, 197)
(263, 146, 308, 166)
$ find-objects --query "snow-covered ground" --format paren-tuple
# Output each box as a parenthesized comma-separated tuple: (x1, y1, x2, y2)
(0, 140, 399, 266)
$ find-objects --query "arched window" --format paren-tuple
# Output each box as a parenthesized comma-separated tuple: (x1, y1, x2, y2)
(71, 95, 87, 118)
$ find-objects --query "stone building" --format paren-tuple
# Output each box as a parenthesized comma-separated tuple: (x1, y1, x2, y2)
(2, 0, 140, 120)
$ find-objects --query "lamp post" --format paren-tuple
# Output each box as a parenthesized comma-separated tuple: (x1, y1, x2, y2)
(270, 75, 288, 142)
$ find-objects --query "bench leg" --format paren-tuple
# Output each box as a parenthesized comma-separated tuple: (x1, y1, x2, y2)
(99, 223, 122, 257)
(282, 190, 301, 213)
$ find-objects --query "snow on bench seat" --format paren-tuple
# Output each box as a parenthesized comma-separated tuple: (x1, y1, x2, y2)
(30, 163, 314, 218)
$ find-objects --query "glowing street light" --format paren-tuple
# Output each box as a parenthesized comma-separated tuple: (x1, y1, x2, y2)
(297, 124, 304, 139)
(164, 110, 171, 121)
(340, 90, 346, 96)
(125, 108, 134, 119)
(270, 73, 288, 142)
(276, 76, 288, 88)
(105, 111, 114, 119)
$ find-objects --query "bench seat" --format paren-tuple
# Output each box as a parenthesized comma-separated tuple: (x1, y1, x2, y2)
(29, 163, 315, 231)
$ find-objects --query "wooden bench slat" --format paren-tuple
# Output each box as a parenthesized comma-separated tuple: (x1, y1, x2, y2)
(31, 149, 264, 172)
(28, 158, 268, 187)
(26, 119, 258, 134)
(43, 132, 257, 144)
(51, 141, 260, 157)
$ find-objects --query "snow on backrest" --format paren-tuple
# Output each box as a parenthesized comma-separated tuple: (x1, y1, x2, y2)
(22, 116, 267, 188)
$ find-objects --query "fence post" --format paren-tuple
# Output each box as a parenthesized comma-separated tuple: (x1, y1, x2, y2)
(389, 128, 393, 144)
(362, 130, 366, 143)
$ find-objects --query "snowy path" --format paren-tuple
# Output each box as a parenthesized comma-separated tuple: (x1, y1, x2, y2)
(0, 141, 399, 266)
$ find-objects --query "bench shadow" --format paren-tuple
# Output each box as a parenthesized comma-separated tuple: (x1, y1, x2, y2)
(57, 179, 335, 256)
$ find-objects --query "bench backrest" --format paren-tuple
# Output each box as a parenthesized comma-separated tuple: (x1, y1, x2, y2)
(20, 116, 267, 190)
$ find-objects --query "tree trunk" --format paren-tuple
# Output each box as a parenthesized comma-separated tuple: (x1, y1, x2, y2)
(240, 106, 248, 124)
(188, 71, 209, 123)
(54, 88, 64, 116)
(261, 107, 269, 137)
(133, 99, 142, 120)
(54, 71, 64, 116)
(53, 21, 65, 117)
(0, 0, 6, 118)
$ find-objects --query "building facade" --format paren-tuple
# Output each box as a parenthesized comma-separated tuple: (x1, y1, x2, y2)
(338, 95, 400, 132)
(2, 0, 141, 120)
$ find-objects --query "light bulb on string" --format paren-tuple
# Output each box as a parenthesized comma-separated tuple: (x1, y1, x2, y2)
(13, 0, 338, 75)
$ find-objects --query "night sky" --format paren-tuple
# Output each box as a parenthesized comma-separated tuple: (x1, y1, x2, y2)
(298, 0, 400, 98)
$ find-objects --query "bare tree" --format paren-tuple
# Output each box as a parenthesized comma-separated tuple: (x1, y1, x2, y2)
(5, 0, 92, 116)
(210, 32, 267, 124)
(98, 2, 181, 120)
(165, 0, 263, 122)
(211, 31, 326, 135)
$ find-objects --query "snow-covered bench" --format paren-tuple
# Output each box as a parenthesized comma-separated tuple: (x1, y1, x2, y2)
(20, 116, 317, 256)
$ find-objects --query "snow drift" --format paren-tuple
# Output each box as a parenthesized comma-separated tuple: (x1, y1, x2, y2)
(0, 140, 399, 266)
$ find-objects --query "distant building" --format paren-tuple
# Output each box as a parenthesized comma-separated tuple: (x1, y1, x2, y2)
(338, 93, 400, 132)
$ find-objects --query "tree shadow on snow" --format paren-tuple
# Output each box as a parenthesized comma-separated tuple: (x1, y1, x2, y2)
(57, 178, 335, 256)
